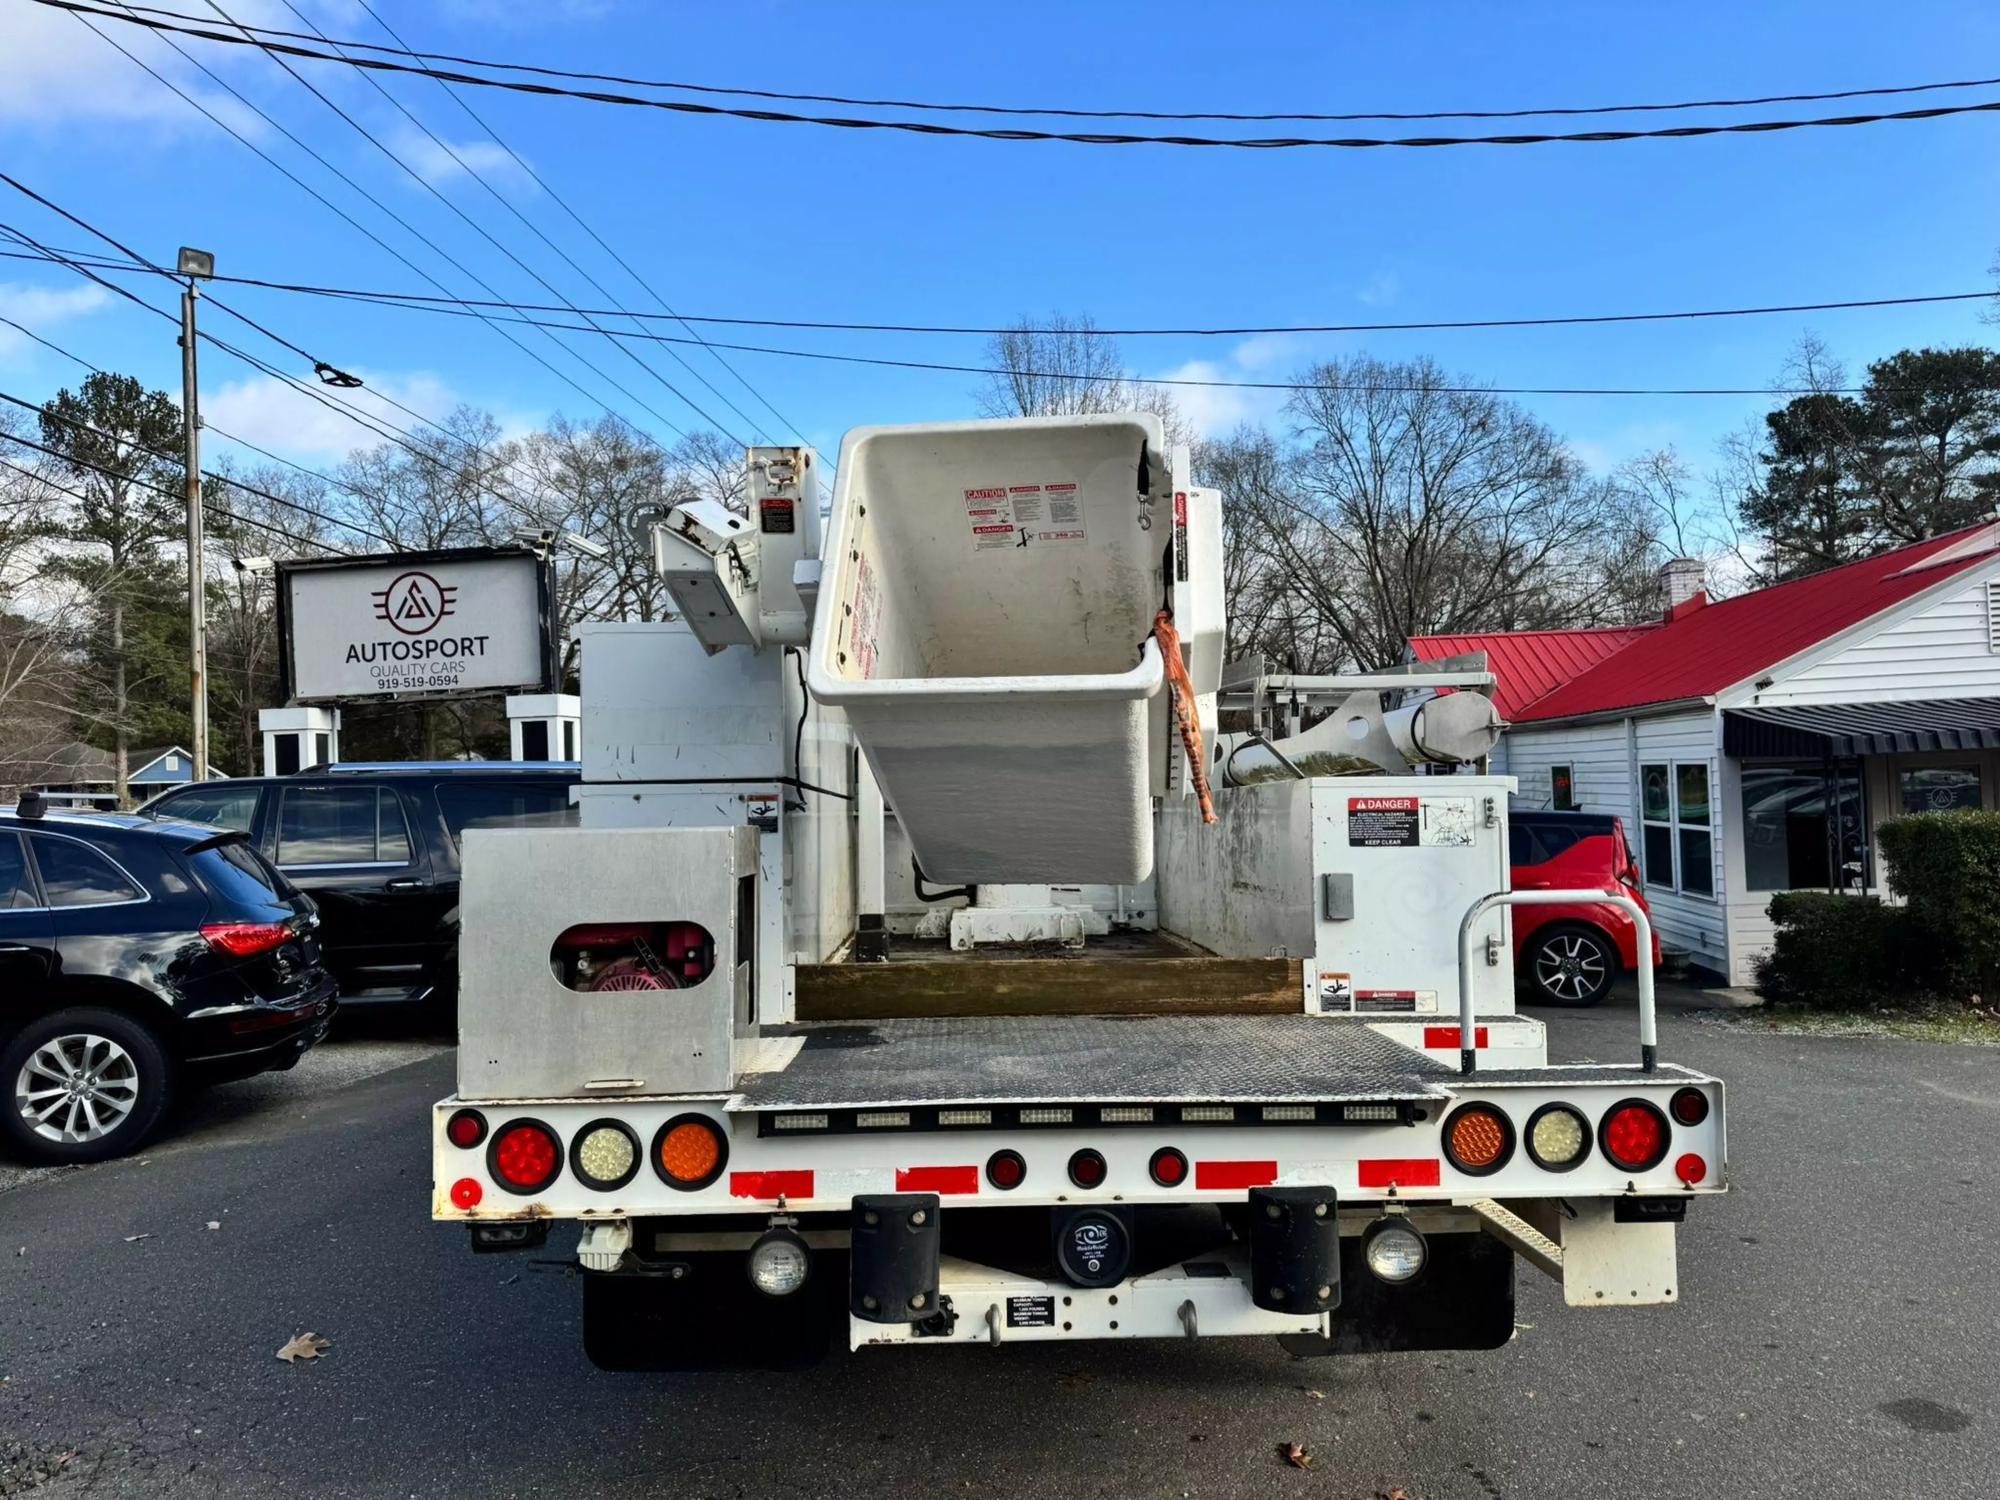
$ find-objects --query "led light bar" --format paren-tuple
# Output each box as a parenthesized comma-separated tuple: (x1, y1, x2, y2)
(1099, 1106, 1155, 1124)
(856, 1111, 911, 1129)
(937, 1108, 993, 1127)
(1261, 1104, 1316, 1122)
(1179, 1105, 1236, 1123)
(773, 1113, 830, 1131)
(1019, 1107, 1074, 1125)
(1342, 1104, 1400, 1122)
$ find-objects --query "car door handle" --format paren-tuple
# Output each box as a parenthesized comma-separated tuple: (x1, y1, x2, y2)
(383, 878, 428, 892)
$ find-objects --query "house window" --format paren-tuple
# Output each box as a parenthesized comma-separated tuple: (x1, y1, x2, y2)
(1742, 760, 1869, 893)
(1900, 765, 1982, 814)
(1640, 760, 1715, 897)
(1549, 764, 1577, 811)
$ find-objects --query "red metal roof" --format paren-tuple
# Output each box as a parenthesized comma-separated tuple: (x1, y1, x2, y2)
(1410, 524, 2000, 725)
(1408, 627, 1657, 721)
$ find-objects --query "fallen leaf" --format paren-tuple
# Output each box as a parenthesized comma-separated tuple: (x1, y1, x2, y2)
(1280, 1442, 1313, 1470)
(1302, 1388, 1325, 1401)
(122, 1234, 150, 1243)
(276, 1332, 331, 1363)
(205, 1221, 221, 1231)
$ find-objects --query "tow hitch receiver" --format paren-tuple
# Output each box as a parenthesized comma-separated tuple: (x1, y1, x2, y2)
(1249, 1186, 1341, 1315)
(850, 1193, 942, 1324)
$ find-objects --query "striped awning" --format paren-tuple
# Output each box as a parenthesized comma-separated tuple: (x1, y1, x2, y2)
(1724, 699, 2000, 758)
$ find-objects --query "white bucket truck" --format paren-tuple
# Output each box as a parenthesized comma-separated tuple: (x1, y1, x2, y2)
(433, 415, 1723, 1368)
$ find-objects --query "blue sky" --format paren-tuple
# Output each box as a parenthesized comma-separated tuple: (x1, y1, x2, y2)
(3, 0, 1999, 497)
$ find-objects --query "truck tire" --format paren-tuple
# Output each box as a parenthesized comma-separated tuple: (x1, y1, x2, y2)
(1522, 924, 1617, 1007)
(2, 1007, 174, 1164)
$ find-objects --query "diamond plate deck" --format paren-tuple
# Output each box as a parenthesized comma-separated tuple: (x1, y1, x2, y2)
(730, 1014, 1461, 1111)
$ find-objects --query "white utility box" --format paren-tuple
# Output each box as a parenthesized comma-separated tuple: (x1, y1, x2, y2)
(456, 824, 757, 1099)
(1158, 776, 1516, 1016)
(806, 415, 1169, 885)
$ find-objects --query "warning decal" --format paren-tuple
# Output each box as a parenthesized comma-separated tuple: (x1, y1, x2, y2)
(848, 551, 881, 678)
(1355, 989, 1439, 1015)
(1316, 971, 1353, 1013)
(1006, 1295, 1055, 1328)
(1348, 796, 1419, 847)
(964, 482, 1088, 550)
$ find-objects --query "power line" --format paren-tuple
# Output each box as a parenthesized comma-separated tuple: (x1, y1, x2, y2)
(11, 245, 1990, 339)
(345, 0, 809, 456)
(89, 1, 2000, 127)
(45, 0, 2000, 150)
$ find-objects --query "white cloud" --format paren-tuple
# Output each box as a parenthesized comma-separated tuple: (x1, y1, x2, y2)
(203, 369, 469, 463)
(1567, 418, 1685, 477)
(1356, 271, 1401, 308)
(1149, 357, 1290, 440)
(389, 128, 534, 190)
(0, 282, 111, 367)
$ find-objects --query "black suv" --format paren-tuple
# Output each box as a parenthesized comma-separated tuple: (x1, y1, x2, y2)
(0, 800, 335, 1164)
(140, 764, 578, 1007)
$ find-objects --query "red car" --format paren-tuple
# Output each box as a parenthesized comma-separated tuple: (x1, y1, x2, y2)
(1508, 810, 1660, 1006)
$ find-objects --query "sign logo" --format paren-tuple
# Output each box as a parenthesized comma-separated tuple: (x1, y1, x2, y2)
(371, 571, 458, 636)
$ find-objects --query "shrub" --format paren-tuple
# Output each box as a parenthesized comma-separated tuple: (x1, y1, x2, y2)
(1754, 891, 1908, 1010)
(1877, 811, 2000, 1003)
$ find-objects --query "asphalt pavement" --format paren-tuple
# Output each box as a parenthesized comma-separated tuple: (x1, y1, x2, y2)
(3, 991, 1996, 1499)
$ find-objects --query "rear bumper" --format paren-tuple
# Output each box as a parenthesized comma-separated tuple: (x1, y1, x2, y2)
(181, 974, 338, 1075)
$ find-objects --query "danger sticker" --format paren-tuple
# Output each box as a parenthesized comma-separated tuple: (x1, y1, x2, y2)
(847, 551, 881, 678)
(1355, 989, 1439, 1014)
(1348, 796, 1420, 847)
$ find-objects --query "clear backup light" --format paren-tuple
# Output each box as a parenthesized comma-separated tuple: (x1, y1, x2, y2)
(1525, 1103, 1591, 1172)
(747, 1227, 811, 1296)
(1363, 1219, 1427, 1283)
(571, 1120, 640, 1191)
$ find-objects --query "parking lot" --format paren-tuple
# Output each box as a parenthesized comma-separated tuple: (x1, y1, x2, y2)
(3, 990, 1995, 1500)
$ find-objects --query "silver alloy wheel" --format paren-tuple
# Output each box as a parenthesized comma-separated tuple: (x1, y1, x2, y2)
(13, 1033, 141, 1144)
(1534, 932, 1608, 1002)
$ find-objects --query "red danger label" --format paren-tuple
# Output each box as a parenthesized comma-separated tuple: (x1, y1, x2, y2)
(1348, 797, 1420, 847)
(965, 487, 1006, 502)
(1350, 797, 1418, 812)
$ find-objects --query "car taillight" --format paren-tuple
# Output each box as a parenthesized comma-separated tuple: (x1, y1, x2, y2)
(1599, 1100, 1670, 1172)
(1149, 1146, 1188, 1187)
(653, 1114, 727, 1190)
(1442, 1103, 1514, 1176)
(488, 1120, 561, 1194)
(985, 1149, 1026, 1190)
(445, 1108, 487, 1148)
(201, 921, 292, 957)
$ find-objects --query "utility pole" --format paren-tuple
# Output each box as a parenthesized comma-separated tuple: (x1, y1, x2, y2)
(178, 247, 214, 781)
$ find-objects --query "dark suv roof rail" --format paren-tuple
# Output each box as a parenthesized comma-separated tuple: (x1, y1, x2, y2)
(296, 761, 582, 775)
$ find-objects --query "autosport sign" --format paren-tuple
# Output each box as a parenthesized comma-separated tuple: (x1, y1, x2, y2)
(278, 548, 553, 701)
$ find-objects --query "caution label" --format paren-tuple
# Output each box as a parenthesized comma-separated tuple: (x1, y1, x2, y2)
(1355, 989, 1438, 1014)
(964, 482, 1087, 550)
(1316, 971, 1353, 1013)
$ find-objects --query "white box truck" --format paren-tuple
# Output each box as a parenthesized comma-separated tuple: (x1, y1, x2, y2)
(432, 416, 1723, 1368)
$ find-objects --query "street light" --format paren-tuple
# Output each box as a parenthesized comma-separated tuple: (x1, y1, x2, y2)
(179, 246, 213, 781)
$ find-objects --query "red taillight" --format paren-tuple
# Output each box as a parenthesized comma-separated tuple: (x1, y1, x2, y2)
(201, 921, 292, 958)
(1599, 1100, 1670, 1173)
(1674, 1153, 1708, 1186)
(446, 1108, 487, 1149)
(1149, 1147, 1188, 1187)
(489, 1120, 561, 1193)
(985, 1150, 1025, 1190)
(1067, 1149, 1107, 1189)
(1669, 1087, 1710, 1126)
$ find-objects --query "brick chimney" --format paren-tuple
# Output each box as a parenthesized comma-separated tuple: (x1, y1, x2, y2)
(1657, 557, 1708, 616)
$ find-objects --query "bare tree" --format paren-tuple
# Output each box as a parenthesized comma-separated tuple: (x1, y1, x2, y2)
(335, 406, 517, 551)
(977, 314, 1193, 449)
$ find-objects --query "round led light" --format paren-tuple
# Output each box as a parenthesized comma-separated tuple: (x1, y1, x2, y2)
(985, 1149, 1026, 1190)
(747, 1228, 811, 1296)
(1149, 1147, 1188, 1187)
(1599, 1099, 1670, 1173)
(1525, 1103, 1590, 1172)
(446, 1108, 487, 1149)
(1068, 1149, 1107, 1189)
(488, 1119, 561, 1194)
(1442, 1103, 1514, 1176)
(571, 1120, 640, 1191)
(1670, 1087, 1710, 1127)
(449, 1177, 482, 1209)
(653, 1114, 727, 1190)
(1363, 1219, 1427, 1283)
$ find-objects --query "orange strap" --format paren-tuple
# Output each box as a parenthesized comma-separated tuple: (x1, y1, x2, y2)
(1153, 609, 1216, 825)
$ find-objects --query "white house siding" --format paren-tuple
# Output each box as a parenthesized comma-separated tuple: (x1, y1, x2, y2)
(1631, 713, 1728, 973)
(1503, 712, 1727, 974)
(1752, 571, 2000, 706)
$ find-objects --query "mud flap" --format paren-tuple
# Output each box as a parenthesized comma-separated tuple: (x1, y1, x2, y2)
(1562, 1200, 1678, 1307)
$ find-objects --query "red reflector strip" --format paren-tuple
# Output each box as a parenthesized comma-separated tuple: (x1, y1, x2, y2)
(1423, 1026, 1490, 1049)
(1358, 1158, 1442, 1188)
(896, 1166, 979, 1195)
(1194, 1159, 1277, 1190)
(729, 1170, 813, 1200)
